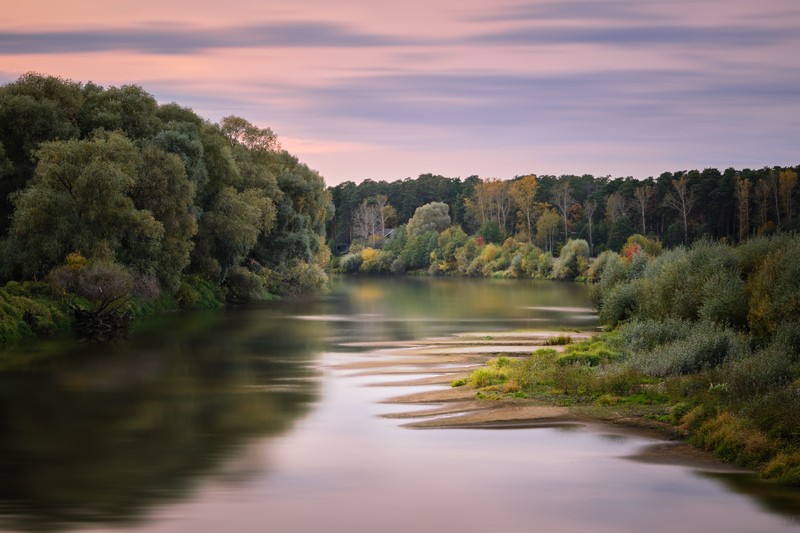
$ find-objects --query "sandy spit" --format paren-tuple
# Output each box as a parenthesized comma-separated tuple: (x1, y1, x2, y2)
(335, 329, 735, 472)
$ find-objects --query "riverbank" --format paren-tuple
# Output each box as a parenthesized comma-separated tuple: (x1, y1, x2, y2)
(332, 330, 778, 477)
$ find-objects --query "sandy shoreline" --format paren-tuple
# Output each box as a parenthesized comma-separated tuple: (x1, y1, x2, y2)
(332, 329, 749, 474)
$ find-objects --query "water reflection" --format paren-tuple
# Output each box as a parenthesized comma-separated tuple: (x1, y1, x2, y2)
(0, 308, 323, 532)
(313, 276, 598, 344)
(698, 472, 800, 525)
(1, 278, 799, 532)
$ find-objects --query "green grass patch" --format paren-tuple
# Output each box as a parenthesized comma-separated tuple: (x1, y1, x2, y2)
(544, 335, 573, 346)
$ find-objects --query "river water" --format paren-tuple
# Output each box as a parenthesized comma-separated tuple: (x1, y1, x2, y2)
(0, 277, 798, 532)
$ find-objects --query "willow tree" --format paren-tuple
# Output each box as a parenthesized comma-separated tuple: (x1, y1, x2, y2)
(2, 132, 163, 280)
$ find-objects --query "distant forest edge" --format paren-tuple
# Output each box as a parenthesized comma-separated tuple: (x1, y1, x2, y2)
(1, 72, 798, 344)
(0, 73, 332, 343)
(328, 166, 800, 278)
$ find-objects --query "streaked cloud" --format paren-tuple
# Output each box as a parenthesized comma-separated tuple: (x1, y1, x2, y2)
(0, 21, 414, 55)
(0, 0, 798, 184)
(467, 24, 793, 48)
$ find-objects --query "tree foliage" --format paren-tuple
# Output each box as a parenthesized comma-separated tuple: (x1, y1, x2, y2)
(0, 73, 333, 330)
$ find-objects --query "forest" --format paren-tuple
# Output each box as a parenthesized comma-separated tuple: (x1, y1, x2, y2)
(0, 73, 332, 342)
(328, 166, 799, 277)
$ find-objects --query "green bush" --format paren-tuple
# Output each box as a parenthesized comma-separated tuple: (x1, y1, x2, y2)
(175, 275, 224, 310)
(468, 367, 507, 388)
(618, 318, 695, 353)
(629, 321, 746, 376)
(747, 238, 800, 336)
(698, 269, 748, 329)
(557, 352, 601, 366)
(0, 283, 70, 343)
(598, 280, 641, 326)
(339, 252, 362, 273)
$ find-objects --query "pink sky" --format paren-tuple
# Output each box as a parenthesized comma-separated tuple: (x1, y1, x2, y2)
(2, 0, 799, 185)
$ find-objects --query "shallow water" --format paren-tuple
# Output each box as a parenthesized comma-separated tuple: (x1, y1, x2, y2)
(0, 277, 798, 532)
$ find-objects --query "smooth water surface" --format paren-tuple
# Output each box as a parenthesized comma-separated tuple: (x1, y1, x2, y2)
(0, 277, 798, 532)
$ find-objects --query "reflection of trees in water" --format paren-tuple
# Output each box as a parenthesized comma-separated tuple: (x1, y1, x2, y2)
(698, 471, 800, 524)
(0, 306, 323, 532)
(324, 276, 596, 343)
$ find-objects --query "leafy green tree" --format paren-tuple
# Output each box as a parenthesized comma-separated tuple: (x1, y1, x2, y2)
(551, 239, 590, 280)
(510, 174, 538, 240)
(406, 201, 450, 237)
(0, 73, 83, 232)
(431, 225, 468, 272)
(251, 152, 332, 270)
(3, 132, 163, 279)
(156, 102, 205, 126)
(131, 144, 198, 291)
(152, 121, 209, 188)
(479, 221, 504, 245)
(401, 230, 438, 270)
(220, 115, 280, 153)
(536, 209, 561, 253)
(78, 83, 162, 139)
(192, 187, 275, 280)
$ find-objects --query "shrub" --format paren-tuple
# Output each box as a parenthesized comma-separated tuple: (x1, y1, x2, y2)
(558, 352, 601, 366)
(587, 250, 622, 283)
(598, 280, 641, 326)
(176, 275, 224, 309)
(359, 247, 380, 270)
(625, 251, 650, 281)
(534, 252, 554, 279)
(551, 239, 590, 281)
(690, 412, 773, 467)
(544, 335, 572, 346)
(339, 252, 362, 273)
(747, 238, 800, 336)
(624, 234, 662, 257)
(698, 269, 748, 329)
(628, 321, 746, 376)
(0, 285, 70, 343)
(225, 266, 270, 302)
(390, 257, 408, 274)
(762, 452, 800, 485)
(618, 318, 695, 354)
(468, 367, 507, 388)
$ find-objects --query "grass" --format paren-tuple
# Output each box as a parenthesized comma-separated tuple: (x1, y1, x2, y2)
(461, 330, 800, 485)
(544, 334, 573, 346)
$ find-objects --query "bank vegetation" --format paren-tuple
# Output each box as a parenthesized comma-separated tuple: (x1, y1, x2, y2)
(0, 73, 332, 342)
(457, 235, 800, 485)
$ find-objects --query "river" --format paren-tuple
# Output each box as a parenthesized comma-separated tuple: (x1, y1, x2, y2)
(0, 277, 798, 532)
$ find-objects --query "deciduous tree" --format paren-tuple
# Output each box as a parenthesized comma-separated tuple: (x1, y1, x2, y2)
(510, 174, 538, 241)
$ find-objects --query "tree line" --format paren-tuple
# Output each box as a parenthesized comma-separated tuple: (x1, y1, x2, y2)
(0, 73, 332, 340)
(328, 166, 800, 259)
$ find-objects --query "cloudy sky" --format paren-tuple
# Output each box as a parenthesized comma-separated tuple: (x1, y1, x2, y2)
(1, 0, 799, 185)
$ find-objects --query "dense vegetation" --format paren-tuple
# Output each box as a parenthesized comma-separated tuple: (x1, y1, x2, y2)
(328, 167, 799, 275)
(458, 235, 800, 484)
(0, 73, 332, 342)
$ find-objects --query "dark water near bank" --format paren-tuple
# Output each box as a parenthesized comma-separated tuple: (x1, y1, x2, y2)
(0, 277, 798, 532)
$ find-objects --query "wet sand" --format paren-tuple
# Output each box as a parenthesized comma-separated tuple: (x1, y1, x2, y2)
(332, 329, 747, 474)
